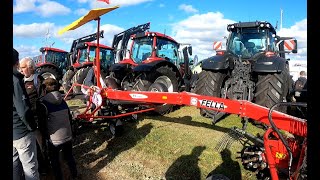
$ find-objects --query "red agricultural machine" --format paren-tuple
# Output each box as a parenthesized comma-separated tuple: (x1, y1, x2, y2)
(33, 47, 69, 81)
(59, 6, 308, 180)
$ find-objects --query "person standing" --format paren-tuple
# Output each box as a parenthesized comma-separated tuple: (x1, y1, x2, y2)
(38, 78, 78, 180)
(294, 70, 307, 102)
(13, 48, 40, 180)
(19, 57, 48, 175)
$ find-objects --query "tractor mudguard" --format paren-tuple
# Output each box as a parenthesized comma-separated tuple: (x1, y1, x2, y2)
(201, 55, 230, 71)
(133, 60, 181, 76)
(252, 56, 287, 73)
(110, 63, 131, 72)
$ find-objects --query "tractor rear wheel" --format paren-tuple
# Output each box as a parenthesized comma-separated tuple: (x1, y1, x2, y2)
(254, 70, 290, 113)
(194, 70, 227, 121)
(71, 67, 90, 93)
(62, 69, 75, 94)
(37, 66, 61, 81)
(133, 66, 179, 115)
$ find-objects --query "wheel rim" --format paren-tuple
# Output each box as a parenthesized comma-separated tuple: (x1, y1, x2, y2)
(42, 72, 56, 80)
(154, 76, 173, 92)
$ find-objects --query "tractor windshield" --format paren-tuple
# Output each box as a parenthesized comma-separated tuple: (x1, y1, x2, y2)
(88, 46, 114, 70)
(156, 38, 179, 65)
(227, 28, 277, 58)
(44, 50, 68, 69)
(131, 37, 153, 63)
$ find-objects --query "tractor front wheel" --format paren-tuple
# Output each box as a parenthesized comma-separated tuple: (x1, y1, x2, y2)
(37, 66, 61, 81)
(133, 66, 179, 115)
(62, 69, 75, 94)
(71, 67, 90, 93)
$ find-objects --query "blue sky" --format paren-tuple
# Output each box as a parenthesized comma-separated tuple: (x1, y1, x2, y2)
(13, 0, 307, 62)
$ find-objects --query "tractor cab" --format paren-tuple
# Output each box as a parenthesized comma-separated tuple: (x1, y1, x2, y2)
(224, 21, 297, 60)
(36, 47, 69, 70)
(33, 47, 68, 80)
(226, 22, 277, 59)
(125, 31, 181, 66)
(72, 42, 114, 70)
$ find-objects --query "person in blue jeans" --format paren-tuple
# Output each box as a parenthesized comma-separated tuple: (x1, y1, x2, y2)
(13, 48, 40, 180)
(37, 77, 78, 180)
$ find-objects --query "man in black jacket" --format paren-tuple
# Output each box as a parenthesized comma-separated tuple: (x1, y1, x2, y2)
(13, 48, 40, 180)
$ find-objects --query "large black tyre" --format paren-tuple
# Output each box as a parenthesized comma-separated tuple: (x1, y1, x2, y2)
(37, 66, 61, 81)
(190, 73, 199, 93)
(133, 66, 179, 115)
(62, 69, 75, 94)
(194, 70, 227, 119)
(254, 70, 290, 113)
(71, 67, 91, 93)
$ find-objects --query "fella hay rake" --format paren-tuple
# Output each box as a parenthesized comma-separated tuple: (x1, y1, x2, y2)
(59, 6, 307, 180)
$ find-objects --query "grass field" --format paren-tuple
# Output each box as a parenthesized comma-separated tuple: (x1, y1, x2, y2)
(61, 99, 267, 180)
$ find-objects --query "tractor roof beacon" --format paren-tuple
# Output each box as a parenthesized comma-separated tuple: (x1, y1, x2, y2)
(194, 21, 298, 125)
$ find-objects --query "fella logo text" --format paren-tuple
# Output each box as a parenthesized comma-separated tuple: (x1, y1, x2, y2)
(199, 99, 226, 110)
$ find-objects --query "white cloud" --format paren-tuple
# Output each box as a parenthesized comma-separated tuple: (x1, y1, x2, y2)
(13, 0, 37, 13)
(75, 8, 89, 16)
(13, 45, 40, 60)
(159, 3, 165, 8)
(13, 0, 70, 17)
(13, 22, 56, 38)
(36, 1, 71, 17)
(99, 24, 125, 46)
(178, 4, 198, 14)
(14, 21, 125, 58)
(171, 12, 235, 60)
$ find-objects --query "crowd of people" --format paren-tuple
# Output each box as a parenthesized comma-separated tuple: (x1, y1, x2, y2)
(13, 48, 78, 180)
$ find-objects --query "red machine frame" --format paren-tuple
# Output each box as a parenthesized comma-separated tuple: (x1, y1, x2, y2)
(66, 83, 307, 180)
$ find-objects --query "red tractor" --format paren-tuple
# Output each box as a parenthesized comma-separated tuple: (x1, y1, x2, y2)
(33, 47, 69, 81)
(107, 25, 194, 115)
(62, 31, 114, 94)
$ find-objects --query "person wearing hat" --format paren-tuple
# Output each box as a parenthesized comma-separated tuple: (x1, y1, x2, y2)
(13, 48, 40, 180)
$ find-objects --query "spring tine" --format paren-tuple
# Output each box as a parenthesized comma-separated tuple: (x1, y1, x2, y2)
(214, 127, 244, 152)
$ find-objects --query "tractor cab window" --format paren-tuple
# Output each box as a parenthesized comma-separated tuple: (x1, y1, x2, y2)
(99, 48, 114, 70)
(88, 47, 96, 62)
(45, 50, 68, 69)
(88, 46, 114, 70)
(228, 28, 272, 59)
(78, 48, 88, 63)
(156, 38, 179, 64)
(131, 37, 153, 63)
